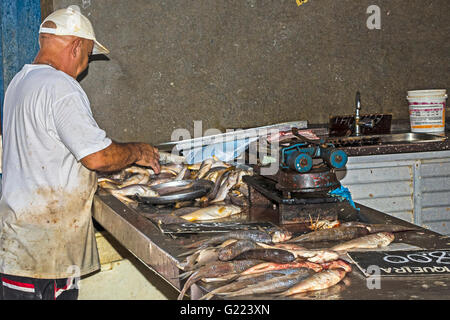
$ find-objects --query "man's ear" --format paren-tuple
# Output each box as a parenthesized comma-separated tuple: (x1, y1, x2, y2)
(71, 38, 83, 58)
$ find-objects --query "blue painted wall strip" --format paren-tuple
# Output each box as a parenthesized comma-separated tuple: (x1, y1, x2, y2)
(1, 0, 41, 133)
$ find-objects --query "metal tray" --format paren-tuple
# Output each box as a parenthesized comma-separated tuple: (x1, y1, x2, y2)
(133, 180, 214, 204)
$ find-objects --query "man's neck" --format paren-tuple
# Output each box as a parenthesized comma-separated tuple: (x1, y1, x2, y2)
(33, 52, 77, 78)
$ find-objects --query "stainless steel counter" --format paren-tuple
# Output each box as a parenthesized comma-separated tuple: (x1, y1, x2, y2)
(92, 193, 450, 300)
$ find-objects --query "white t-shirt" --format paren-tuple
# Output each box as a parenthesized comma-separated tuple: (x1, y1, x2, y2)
(0, 64, 112, 279)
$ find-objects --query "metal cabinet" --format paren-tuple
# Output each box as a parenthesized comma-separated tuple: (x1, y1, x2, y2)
(337, 150, 450, 235)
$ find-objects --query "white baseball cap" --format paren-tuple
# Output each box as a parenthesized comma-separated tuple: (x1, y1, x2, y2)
(39, 5, 109, 55)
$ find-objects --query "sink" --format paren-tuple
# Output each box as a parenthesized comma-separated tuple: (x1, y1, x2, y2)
(375, 133, 447, 144)
(327, 133, 447, 147)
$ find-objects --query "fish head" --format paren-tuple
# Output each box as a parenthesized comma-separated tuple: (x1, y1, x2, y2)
(228, 205, 242, 215)
(271, 230, 293, 243)
(381, 232, 395, 242)
(330, 268, 347, 279)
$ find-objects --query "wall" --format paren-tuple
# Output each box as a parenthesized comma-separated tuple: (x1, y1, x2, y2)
(1, 0, 41, 127)
(51, 0, 449, 145)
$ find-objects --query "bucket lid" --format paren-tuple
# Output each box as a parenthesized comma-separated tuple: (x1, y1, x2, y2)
(407, 94, 448, 100)
(407, 89, 447, 97)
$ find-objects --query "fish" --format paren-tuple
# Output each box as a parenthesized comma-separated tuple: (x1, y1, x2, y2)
(101, 170, 127, 181)
(195, 158, 214, 180)
(180, 204, 241, 222)
(124, 166, 154, 176)
(184, 230, 282, 250)
(98, 180, 120, 190)
(278, 269, 347, 297)
(210, 156, 232, 169)
(321, 259, 352, 273)
(200, 273, 241, 283)
(199, 169, 233, 204)
(187, 163, 202, 171)
(257, 243, 306, 251)
(174, 201, 197, 209)
(240, 261, 323, 276)
(174, 165, 188, 181)
(257, 244, 338, 264)
(229, 190, 249, 207)
(210, 171, 240, 204)
(182, 248, 219, 272)
(203, 171, 219, 183)
(119, 173, 150, 188)
(220, 269, 315, 298)
(341, 221, 421, 234)
(296, 250, 339, 264)
(288, 226, 369, 243)
(161, 163, 186, 174)
(177, 259, 262, 300)
(234, 169, 253, 188)
(147, 178, 173, 187)
(236, 266, 311, 281)
(155, 182, 194, 196)
(159, 151, 185, 164)
(236, 248, 296, 264)
(308, 218, 341, 231)
(271, 229, 293, 243)
(218, 239, 261, 261)
(199, 270, 287, 300)
(109, 193, 138, 207)
(108, 184, 159, 198)
(172, 206, 203, 217)
(331, 232, 395, 252)
(180, 239, 238, 271)
(98, 177, 121, 184)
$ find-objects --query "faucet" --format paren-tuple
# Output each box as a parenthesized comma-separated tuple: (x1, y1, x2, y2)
(355, 91, 361, 136)
(354, 91, 375, 136)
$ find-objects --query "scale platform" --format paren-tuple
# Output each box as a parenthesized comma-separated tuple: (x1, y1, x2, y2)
(244, 175, 357, 225)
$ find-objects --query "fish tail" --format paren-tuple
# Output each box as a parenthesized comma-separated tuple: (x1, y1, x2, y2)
(183, 241, 206, 249)
(177, 271, 198, 300)
(276, 291, 290, 297)
(198, 293, 213, 300)
(178, 270, 194, 280)
(178, 247, 203, 256)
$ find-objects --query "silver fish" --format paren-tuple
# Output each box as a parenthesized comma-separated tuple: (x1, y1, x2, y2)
(119, 173, 150, 188)
(278, 269, 347, 297)
(331, 232, 395, 252)
(159, 151, 185, 164)
(195, 158, 214, 180)
(98, 180, 120, 190)
(124, 166, 154, 176)
(108, 184, 159, 198)
(221, 269, 314, 298)
(174, 165, 188, 181)
(180, 204, 241, 222)
(210, 171, 239, 204)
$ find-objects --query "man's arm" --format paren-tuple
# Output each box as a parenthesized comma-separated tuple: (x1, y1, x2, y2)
(81, 140, 160, 173)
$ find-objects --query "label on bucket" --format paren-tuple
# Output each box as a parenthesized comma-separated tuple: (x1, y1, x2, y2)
(409, 103, 445, 129)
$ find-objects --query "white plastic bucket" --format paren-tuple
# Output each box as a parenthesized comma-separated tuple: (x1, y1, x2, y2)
(407, 89, 447, 133)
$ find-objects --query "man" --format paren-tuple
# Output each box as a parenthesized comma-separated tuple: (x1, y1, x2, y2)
(0, 5, 160, 300)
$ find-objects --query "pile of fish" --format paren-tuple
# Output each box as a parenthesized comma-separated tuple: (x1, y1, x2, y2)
(176, 221, 420, 300)
(97, 153, 253, 220)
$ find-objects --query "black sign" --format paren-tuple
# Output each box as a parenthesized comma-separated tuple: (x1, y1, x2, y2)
(348, 250, 450, 277)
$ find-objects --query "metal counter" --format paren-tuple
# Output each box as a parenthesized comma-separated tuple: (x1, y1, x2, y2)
(92, 194, 450, 300)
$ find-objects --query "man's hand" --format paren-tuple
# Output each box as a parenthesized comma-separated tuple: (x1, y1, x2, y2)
(81, 141, 161, 173)
(135, 143, 161, 174)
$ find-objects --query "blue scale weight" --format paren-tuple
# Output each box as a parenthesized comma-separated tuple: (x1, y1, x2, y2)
(280, 142, 348, 173)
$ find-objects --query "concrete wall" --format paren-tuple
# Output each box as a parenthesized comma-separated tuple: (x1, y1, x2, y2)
(51, 0, 449, 145)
